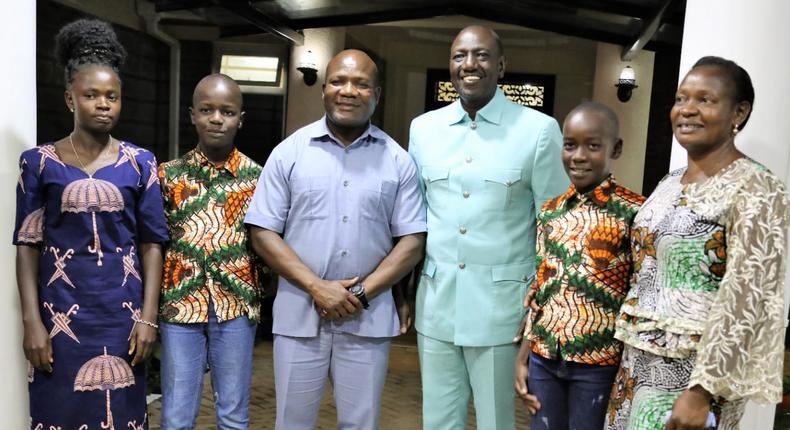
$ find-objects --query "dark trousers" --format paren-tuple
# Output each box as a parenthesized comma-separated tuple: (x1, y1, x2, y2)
(528, 351, 618, 430)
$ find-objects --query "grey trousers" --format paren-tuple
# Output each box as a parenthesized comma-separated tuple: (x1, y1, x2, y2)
(273, 325, 391, 430)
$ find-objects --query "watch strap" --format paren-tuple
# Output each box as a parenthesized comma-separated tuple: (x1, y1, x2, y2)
(353, 283, 370, 309)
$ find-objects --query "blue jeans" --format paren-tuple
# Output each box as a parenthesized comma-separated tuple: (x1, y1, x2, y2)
(528, 352, 618, 430)
(160, 304, 257, 430)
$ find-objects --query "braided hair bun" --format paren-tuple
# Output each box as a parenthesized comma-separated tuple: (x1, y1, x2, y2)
(54, 18, 126, 85)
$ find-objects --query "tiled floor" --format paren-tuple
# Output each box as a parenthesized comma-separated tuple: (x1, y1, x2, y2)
(148, 333, 533, 429)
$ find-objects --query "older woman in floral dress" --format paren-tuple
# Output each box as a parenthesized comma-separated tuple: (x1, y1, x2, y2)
(605, 56, 790, 430)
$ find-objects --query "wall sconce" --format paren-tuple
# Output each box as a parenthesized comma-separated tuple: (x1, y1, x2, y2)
(615, 66, 637, 102)
(296, 49, 318, 86)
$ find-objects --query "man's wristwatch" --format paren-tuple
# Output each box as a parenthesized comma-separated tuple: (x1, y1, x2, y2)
(348, 282, 370, 309)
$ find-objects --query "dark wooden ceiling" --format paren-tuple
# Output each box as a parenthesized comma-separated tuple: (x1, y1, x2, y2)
(152, 0, 685, 51)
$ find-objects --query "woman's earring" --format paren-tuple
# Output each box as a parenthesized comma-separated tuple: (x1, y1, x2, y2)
(732, 124, 739, 135)
(69, 106, 74, 113)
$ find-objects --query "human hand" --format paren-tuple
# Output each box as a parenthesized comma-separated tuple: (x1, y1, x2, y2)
(129, 323, 157, 366)
(313, 277, 362, 320)
(665, 386, 712, 430)
(514, 290, 539, 344)
(395, 296, 412, 334)
(514, 356, 541, 414)
(23, 319, 53, 372)
(523, 288, 540, 313)
(513, 312, 529, 344)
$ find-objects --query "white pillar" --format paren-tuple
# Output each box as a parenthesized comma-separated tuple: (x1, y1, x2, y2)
(673, 1, 790, 428)
(0, 0, 36, 427)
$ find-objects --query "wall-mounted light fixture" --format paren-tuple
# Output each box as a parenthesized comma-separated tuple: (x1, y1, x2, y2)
(615, 66, 637, 102)
(296, 49, 318, 86)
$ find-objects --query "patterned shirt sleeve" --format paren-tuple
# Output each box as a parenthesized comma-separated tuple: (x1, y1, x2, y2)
(531, 207, 548, 293)
(690, 172, 790, 404)
(135, 152, 169, 243)
(13, 150, 45, 246)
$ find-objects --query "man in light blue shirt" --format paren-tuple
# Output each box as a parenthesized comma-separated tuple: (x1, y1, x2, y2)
(409, 25, 569, 429)
(245, 50, 426, 430)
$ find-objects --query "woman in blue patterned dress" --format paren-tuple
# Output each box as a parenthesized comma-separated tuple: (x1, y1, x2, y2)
(605, 57, 790, 430)
(14, 19, 168, 429)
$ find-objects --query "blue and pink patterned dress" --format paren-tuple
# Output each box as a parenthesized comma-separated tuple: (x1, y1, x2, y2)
(14, 142, 168, 430)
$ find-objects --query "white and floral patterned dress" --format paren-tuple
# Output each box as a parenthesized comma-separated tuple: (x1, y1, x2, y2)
(605, 158, 790, 430)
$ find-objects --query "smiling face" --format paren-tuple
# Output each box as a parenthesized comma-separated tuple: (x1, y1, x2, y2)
(65, 64, 122, 134)
(670, 65, 751, 157)
(322, 50, 380, 141)
(561, 109, 622, 193)
(449, 26, 505, 115)
(190, 75, 244, 153)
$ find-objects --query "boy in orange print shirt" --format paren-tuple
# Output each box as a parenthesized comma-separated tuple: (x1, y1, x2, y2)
(158, 74, 264, 429)
(514, 102, 645, 430)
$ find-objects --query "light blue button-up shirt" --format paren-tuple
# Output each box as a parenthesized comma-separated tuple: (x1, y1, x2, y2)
(245, 117, 427, 338)
(409, 89, 569, 346)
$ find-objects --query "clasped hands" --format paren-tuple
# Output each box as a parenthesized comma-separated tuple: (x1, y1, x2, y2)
(312, 276, 364, 320)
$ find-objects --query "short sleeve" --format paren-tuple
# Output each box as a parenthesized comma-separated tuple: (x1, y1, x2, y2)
(390, 150, 427, 237)
(531, 218, 547, 290)
(13, 150, 45, 246)
(244, 143, 292, 233)
(531, 119, 569, 214)
(407, 121, 427, 197)
(689, 174, 790, 404)
(135, 152, 169, 243)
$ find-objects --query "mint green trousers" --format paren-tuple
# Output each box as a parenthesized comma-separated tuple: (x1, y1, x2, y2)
(418, 333, 518, 430)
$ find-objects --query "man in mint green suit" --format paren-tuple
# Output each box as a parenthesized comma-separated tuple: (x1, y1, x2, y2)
(408, 25, 569, 429)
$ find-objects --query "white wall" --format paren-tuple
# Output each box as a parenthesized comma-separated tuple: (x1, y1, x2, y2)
(1, 0, 36, 427)
(285, 27, 346, 136)
(592, 42, 654, 194)
(674, 1, 790, 428)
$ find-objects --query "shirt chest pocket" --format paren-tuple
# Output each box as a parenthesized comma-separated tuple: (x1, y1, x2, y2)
(360, 179, 398, 222)
(291, 176, 331, 220)
(421, 166, 450, 209)
(482, 168, 523, 209)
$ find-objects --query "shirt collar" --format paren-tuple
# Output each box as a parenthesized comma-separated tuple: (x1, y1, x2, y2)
(560, 175, 618, 208)
(309, 116, 385, 147)
(188, 146, 241, 177)
(446, 88, 506, 125)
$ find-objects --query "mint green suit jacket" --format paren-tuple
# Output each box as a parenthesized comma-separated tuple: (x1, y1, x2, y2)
(409, 89, 569, 347)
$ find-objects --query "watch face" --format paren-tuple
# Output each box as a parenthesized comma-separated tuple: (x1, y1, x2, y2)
(349, 284, 363, 295)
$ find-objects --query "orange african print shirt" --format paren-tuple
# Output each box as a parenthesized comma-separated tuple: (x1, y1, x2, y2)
(158, 148, 263, 323)
(527, 176, 644, 365)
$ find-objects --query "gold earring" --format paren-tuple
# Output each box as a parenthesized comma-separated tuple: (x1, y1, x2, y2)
(69, 107, 74, 113)
(732, 124, 740, 135)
